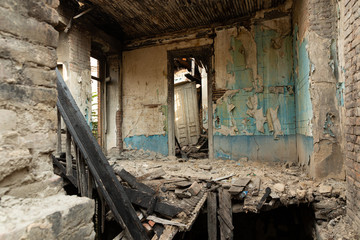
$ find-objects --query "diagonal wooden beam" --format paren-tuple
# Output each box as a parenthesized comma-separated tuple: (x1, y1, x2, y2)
(56, 68, 149, 240)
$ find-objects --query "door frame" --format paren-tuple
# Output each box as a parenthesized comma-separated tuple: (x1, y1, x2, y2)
(167, 45, 214, 159)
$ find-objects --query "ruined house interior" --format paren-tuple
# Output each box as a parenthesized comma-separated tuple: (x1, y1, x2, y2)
(1, 0, 360, 239)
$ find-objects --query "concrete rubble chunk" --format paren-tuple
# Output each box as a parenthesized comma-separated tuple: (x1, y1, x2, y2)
(296, 189, 307, 199)
(273, 183, 285, 193)
(319, 184, 332, 195)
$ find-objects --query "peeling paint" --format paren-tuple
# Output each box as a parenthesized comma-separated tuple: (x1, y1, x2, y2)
(323, 113, 335, 137)
(336, 82, 344, 106)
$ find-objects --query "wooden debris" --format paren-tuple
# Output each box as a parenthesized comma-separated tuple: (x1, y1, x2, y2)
(158, 226, 178, 240)
(146, 196, 158, 216)
(175, 189, 191, 198)
(228, 185, 244, 195)
(124, 187, 183, 218)
(249, 178, 261, 196)
(115, 168, 156, 195)
(188, 181, 201, 196)
(232, 177, 251, 187)
(174, 181, 192, 188)
(256, 187, 271, 211)
(207, 192, 217, 240)
(218, 188, 233, 240)
(138, 168, 166, 181)
(185, 191, 208, 231)
(213, 174, 234, 182)
(147, 216, 187, 227)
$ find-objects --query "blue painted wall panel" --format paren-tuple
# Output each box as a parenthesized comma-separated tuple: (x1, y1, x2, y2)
(124, 135, 168, 156)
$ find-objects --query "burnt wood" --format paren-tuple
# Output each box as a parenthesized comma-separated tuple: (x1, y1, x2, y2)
(56, 68, 149, 240)
(207, 192, 217, 240)
(256, 187, 271, 211)
(115, 168, 155, 195)
(123, 187, 183, 218)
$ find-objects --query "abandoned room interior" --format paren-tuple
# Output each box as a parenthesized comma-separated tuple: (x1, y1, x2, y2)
(1, 0, 360, 239)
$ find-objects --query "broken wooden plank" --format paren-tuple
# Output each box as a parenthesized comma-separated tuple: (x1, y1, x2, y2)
(123, 186, 183, 218)
(137, 168, 166, 181)
(146, 196, 158, 216)
(65, 128, 72, 176)
(256, 187, 271, 211)
(207, 192, 217, 240)
(147, 216, 187, 227)
(228, 185, 244, 195)
(188, 181, 201, 196)
(212, 174, 234, 182)
(232, 177, 251, 187)
(52, 155, 77, 187)
(173, 181, 192, 188)
(174, 189, 191, 198)
(185, 191, 208, 231)
(249, 177, 261, 196)
(115, 168, 156, 195)
(158, 226, 178, 240)
(218, 188, 233, 240)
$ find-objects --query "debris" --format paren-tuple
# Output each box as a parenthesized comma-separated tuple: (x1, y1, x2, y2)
(319, 184, 332, 196)
(228, 185, 244, 195)
(248, 178, 261, 196)
(115, 168, 155, 195)
(188, 182, 201, 196)
(273, 183, 285, 193)
(146, 216, 187, 227)
(143, 222, 153, 232)
(232, 177, 251, 187)
(212, 174, 234, 182)
(174, 181, 192, 188)
(199, 164, 212, 171)
(296, 189, 307, 199)
(175, 189, 191, 198)
(256, 187, 271, 211)
(137, 168, 166, 181)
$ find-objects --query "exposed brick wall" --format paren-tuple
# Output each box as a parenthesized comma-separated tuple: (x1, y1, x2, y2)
(309, 0, 337, 39)
(0, 0, 59, 184)
(343, 0, 360, 232)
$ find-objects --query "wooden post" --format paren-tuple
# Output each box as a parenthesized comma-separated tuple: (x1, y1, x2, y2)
(79, 154, 87, 197)
(207, 192, 217, 240)
(218, 188, 233, 240)
(57, 109, 62, 156)
(75, 144, 81, 194)
(87, 168, 93, 198)
(66, 127, 72, 177)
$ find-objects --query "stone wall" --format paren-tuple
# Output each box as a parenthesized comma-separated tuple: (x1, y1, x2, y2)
(0, 0, 95, 238)
(343, 0, 360, 232)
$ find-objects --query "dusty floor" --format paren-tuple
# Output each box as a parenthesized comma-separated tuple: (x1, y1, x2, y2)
(109, 150, 359, 240)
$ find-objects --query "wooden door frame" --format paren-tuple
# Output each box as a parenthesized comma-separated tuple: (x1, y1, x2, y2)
(167, 45, 214, 159)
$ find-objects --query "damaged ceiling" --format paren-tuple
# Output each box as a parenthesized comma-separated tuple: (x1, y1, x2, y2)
(82, 0, 287, 40)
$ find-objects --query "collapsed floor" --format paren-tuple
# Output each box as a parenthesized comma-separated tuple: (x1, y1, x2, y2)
(98, 151, 358, 240)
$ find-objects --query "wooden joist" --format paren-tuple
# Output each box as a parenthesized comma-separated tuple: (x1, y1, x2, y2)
(207, 192, 217, 240)
(218, 188, 233, 240)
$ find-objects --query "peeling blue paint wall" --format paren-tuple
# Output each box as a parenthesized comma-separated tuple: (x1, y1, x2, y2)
(214, 22, 297, 161)
(124, 135, 168, 156)
(293, 25, 314, 165)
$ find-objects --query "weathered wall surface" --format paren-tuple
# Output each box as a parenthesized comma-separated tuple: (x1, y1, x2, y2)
(293, 0, 345, 179)
(122, 38, 212, 155)
(57, 20, 92, 124)
(213, 8, 296, 161)
(0, 0, 95, 239)
(342, 0, 360, 232)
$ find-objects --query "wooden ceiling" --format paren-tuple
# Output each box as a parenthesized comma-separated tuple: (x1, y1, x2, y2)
(83, 0, 287, 40)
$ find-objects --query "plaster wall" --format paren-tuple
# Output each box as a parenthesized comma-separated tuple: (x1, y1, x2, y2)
(293, 0, 345, 179)
(122, 38, 212, 155)
(213, 13, 296, 161)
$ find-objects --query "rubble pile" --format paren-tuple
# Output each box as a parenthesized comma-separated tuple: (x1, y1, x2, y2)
(110, 156, 359, 239)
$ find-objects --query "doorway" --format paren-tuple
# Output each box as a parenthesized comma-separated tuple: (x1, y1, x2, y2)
(167, 46, 214, 159)
(90, 56, 102, 146)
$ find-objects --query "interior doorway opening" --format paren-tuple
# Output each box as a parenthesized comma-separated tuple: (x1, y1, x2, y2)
(167, 46, 214, 160)
(173, 57, 209, 159)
